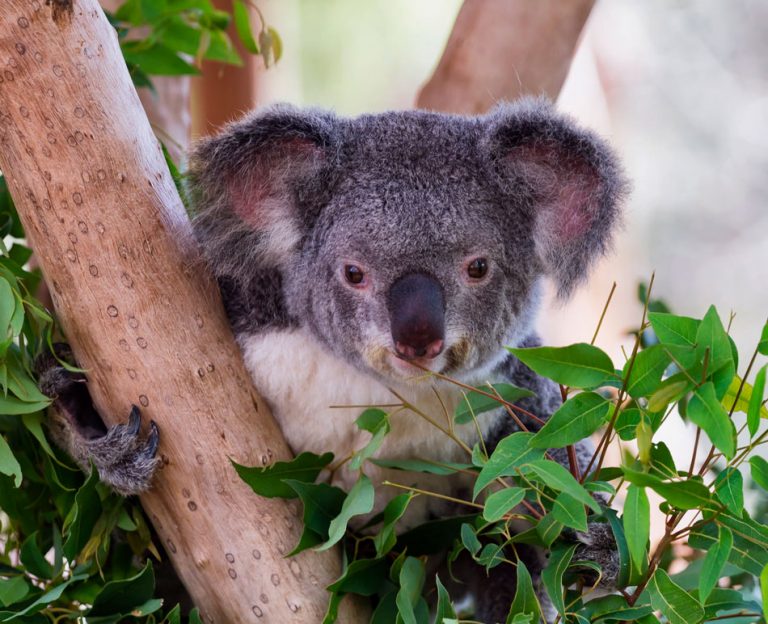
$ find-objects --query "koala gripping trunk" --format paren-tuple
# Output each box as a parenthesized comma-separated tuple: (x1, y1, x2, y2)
(0, 2, 367, 622)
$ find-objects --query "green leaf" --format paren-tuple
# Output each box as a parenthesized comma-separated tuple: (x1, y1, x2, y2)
(759, 321, 768, 355)
(473, 432, 544, 499)
(523, 459, 600, 512)
(507, 560, 540, 624)
(88, 561, 154, 616)
(460, 522, 481, 556)
(327, 557, 390, 596)
(370, 590, 398, 624)
(202, 30, 242, 65)
(689, 522, 768, 576)
(0, 573, 86, 620)
(508, 343, 615, 388)
(695, 306, 735, 399)
(0, 278, 14, 338)
(747, 365, 767, 437)
(699, 525, 732, 602)
(267, 26, 283, 63)
(373, 493, 412, 557)
(552, 491, 587, 532)
(714, 468, 743, 515)
(283, 480, 346, 555)
(317, 475, 374, 551)
(615, 407, 641, 441)
(232, 0, 259, 54)
(721, 372, 768, 427)
(0, 396, 50, 415)
(62, 468, 102, 560)
(624, 345, 671, 398)
(121, 41, 199, 75)
(371, 458, 470, 476)
(535, 512, 564, 547)
(541, 543, 577, 617)
(20, 533, 54, 580)
(21, 412, 56, 459)
(647, 568, 704, 624)
(350, 409, 389, 470)
(761, 562, 768, 624)
(0, 577, 28, 608)
(233, 451, 333, 499)
(0, 435, 21, 487)
(749, 455, 768, 491)
(395, 557, 425, 624)
(688, 382, 736, 459)
(580, 593, 654, 622)
(454, 383, 534, 425)
(624, 484, 650, 575)
(621, 467, 714, 511)
(648, 312, 700, 347)
(434, 574, 457, 623)
(529, 391, 611, 448)
(482, 487, 525, 523)
(648, 375, 691, 413)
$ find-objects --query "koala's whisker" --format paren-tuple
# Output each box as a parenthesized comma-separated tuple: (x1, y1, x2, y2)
(328, 403, 404, 409)
(387, 387, 473, 456)
(409, 360, 545, 426)
(381, 481, 484, 510)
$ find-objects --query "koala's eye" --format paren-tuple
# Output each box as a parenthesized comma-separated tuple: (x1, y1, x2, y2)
(344, 264, 366, 286)
(467, 258, 488, 280)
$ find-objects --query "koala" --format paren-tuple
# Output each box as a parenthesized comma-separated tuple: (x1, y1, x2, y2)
(39, 98, 627, 623)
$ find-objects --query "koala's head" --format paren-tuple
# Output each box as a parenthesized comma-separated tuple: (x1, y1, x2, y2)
(190, 99, 627, 385)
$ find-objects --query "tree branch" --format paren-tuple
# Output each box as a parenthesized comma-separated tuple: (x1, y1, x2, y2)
(417, 0, 595, 113)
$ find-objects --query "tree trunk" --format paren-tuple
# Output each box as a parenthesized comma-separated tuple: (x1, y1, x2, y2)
(0, 2, 366, 622)
(417, 0, 595, 113)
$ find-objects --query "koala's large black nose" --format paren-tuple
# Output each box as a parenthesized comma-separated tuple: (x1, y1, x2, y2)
(388, 273, 445, 361)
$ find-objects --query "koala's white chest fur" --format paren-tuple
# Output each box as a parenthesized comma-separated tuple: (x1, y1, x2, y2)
(239, 327, 498, 529)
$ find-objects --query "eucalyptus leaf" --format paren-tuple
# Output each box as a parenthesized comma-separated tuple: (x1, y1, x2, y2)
(528, 392, 611, 448)
(541, 543, 577, 617)
(233, 451, 334, 499)
(508, 343, 615, 388)
(699, 525, 733, 602)
(317, 475, 374, 551)
(624, 484, 649, 575)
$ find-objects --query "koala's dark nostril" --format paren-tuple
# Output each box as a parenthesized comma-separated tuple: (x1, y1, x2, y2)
(395, 338, 444, 361)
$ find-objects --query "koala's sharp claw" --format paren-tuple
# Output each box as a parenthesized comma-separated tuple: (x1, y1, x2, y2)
(127, 406, 142, 435)
(146, 421, 160, 456)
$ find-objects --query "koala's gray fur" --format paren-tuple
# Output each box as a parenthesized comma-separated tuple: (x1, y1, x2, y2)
(40, 98, 627, 623)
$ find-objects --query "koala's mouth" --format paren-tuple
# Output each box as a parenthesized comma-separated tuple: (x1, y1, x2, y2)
(365, 339, 471, 382)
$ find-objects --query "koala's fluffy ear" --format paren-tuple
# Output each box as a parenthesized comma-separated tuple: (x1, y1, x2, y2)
(189, 104, 339, 279)
(481, 98, 628, 298)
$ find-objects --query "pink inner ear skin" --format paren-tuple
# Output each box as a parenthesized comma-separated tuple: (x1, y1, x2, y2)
(228, 137, 323, 228)
(508, 142, 601, 244)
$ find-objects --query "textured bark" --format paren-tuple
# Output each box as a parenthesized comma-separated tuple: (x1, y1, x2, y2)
(99, 0, 191, 164)
(417, 0, 595, 113)
(0, 2, 367, 622)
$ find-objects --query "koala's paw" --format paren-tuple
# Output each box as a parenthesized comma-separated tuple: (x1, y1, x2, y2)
(36, 345, 161, 496)
(572, 522, 620, 588)
(84, 406, 161, 496)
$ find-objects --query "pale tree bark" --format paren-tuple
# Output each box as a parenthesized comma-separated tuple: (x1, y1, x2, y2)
(417, 0, 595, 113)
(99, 0, 191, 164)
(0, 2, 367, 622)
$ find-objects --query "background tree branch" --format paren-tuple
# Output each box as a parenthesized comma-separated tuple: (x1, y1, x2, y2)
(417, 0, 595, 113)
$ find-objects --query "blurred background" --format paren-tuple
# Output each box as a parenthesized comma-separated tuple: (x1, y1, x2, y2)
(180, 0, 768, 516)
